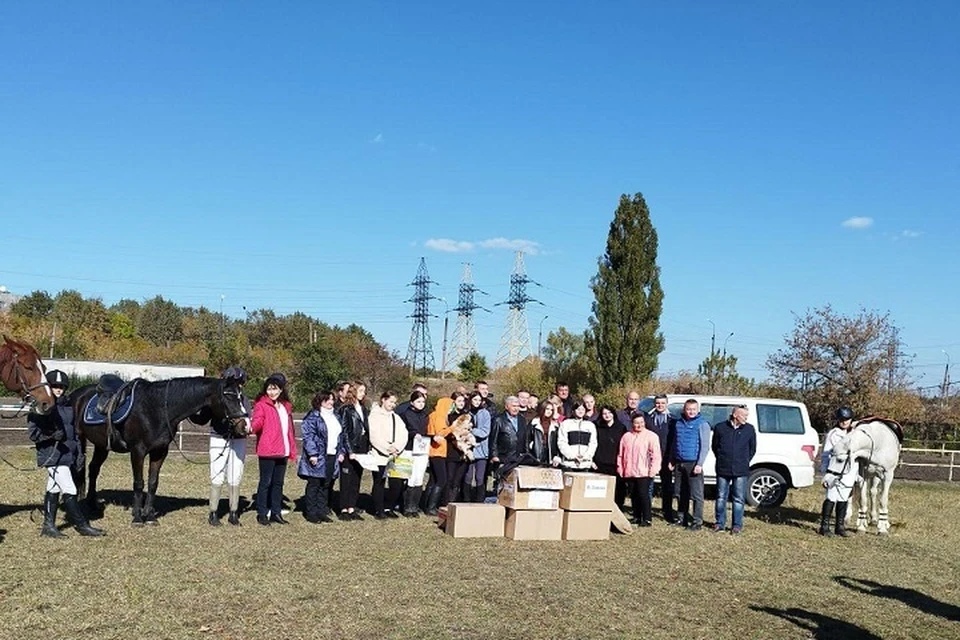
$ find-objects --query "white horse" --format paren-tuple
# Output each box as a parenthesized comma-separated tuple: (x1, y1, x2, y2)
(823, 418, 902, 535)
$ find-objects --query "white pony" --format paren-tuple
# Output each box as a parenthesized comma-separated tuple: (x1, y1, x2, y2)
(823, 417, 902, 535)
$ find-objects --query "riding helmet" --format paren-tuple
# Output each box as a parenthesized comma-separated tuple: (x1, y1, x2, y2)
(222, 366, 247, 385)
(265, 372, 287, 389)
(46, 369, 70, 389)
(835, 406, 854, 421)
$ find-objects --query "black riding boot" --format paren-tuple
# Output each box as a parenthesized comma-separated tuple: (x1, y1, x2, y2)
(403, 487, 422, 517)
(423, 485, 443, 516)
(819, 500, 835, 537)
(835, 501, 850, 537)
(62, 494, 105, 537)
(41, 492, 66, 539)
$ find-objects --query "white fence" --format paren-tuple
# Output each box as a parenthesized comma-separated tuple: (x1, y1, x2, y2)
(900, 447, 959, 482)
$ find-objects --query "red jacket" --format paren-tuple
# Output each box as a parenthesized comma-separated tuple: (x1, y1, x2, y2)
(251, 396, 296, 460)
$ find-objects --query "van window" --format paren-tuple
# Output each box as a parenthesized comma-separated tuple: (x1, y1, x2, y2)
(667, 403, 736, 428)
(757, 404, 805, 434)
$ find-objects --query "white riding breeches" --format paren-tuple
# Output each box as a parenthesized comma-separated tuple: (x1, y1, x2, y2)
(46, 465, 77, 495)
(210, 436, 246, 486)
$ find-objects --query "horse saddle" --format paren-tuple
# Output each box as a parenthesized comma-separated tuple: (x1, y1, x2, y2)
(858, 415, 905, 444)
(83, 376, 139, 426)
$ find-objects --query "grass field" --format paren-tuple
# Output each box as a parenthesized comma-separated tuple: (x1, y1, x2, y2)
(0, 450, 958, 640)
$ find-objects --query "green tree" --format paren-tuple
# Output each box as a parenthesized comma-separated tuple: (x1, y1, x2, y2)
(295, 340, 350, 402)
(542, 327, 592, 390)
(138, 296, 184, 347)
(585, 193, 665, 386)
(458, 352, 490, 382)
(698, 351, 754, 395)
(11, 290, 54, 319)
(110, 312, 136, 339)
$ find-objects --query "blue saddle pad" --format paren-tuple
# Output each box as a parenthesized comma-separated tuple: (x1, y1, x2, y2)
(83, 391, 135, 425)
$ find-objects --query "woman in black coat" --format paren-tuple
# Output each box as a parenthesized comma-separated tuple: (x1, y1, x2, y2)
(335, 382, 369, 520)
(398, 391, 429, 517)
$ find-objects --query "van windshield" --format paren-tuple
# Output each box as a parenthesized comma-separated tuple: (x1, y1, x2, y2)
(638, 397, 655, 413)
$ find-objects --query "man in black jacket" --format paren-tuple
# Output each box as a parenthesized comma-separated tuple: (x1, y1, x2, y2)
(644, 394, 678, 523)
(711, 405, 757, 534)
(489, 395, 525, 466)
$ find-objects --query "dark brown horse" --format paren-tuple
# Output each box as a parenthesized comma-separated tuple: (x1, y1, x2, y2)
(0, 335, 56, 414)
(72, 376, 249, 525)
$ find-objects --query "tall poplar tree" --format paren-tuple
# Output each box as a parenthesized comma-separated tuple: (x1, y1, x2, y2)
(586, 193, 665, 385)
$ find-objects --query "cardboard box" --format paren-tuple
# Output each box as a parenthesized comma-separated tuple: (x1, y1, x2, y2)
(504, 508, 563, 541)
(445, 503, 506, 538)
(498, 485, 560, 510)
(562, 510, 612, 541)
(559, 472, 616, 512)
(498, 466, 564, 510)
(504, 466, 565, 490)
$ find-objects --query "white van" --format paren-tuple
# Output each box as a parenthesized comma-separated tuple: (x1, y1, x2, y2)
(638, 395, 819, 508)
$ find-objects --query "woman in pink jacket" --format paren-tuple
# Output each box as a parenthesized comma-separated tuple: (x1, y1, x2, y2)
(617, 414, 662, 527)
(250, 373, 297, 526)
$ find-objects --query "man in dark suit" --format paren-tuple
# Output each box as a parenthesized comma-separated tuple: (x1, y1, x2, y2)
(645, 394, 678, 523)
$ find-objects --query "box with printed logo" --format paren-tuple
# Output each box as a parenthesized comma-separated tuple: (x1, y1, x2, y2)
(559, 472, 615, 511)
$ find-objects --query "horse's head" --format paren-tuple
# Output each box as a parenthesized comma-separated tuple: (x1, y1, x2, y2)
(822, 432, 855, 488)
(0, 336, 55, 414)
(216, 377, 250, 437)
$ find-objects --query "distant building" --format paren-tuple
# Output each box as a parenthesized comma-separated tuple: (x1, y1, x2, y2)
(0, 286, 21, 314)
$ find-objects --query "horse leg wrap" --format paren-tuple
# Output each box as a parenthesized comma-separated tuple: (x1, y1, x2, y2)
(209, 484, 222, 514)
(228, 484, 241, 513)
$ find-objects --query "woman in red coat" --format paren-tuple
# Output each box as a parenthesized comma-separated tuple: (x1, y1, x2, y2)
(250, 373, 296, 526)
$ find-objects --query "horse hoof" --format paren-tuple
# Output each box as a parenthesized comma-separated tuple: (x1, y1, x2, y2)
(131, 521, 144, 527)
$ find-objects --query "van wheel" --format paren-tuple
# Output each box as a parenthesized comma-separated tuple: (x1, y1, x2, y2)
(747, 469, 787, 508)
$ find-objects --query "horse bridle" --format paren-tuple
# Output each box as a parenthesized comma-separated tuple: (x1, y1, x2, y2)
(831, 425, 876, 491)
(3, 352, 49, 413)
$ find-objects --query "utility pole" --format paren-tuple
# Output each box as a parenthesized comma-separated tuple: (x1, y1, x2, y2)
(219, 294, 225, 347)
(49, 321, 57, 359)
(438, 297, 449, 379)
(942, 350, 951, 407)
(538, 315, 549, 359)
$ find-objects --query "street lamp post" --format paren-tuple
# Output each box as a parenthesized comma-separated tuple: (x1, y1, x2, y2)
(538, 315, 549, 359)
(219, 295, 226, 347)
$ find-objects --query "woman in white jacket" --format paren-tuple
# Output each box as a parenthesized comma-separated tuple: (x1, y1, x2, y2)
(557, 401, 598, 470)
(368, 392, 407, 519)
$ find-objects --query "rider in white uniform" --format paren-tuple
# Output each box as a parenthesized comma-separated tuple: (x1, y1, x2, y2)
(206, 367, 251, 526)
(819, 406, 857, 537)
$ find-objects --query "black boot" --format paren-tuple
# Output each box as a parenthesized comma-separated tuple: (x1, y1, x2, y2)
(62, 494, 105, 537)
(41, 492, 66, 539)
(403, 487, 422, 517)
(227, 511, 241, 526)
(819, 500, 835, 537)
(208, 511, 221, 527)
(474, 485, 487, 503)
(423, 485, 443, 515)
(835, 501, 850, 537)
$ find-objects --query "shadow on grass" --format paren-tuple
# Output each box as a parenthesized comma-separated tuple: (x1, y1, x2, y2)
(834, 575, 960, 623)
(747, 505, 820, 530)
(0, 502, 40, 521)
(85, 489, 207, 520)
(751, 605, 881, 639)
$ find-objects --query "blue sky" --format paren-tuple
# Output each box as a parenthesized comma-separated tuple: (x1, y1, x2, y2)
(1, 2, 958, 385)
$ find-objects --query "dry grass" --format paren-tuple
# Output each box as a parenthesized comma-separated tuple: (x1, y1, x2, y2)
(0, 449, 958, 640)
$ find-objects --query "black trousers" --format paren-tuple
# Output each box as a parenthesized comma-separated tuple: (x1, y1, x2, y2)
(324, 454, 337, 511)
(659, 465, 676, 520)
(303, 476, 329, 521)
(445, 459, 468, 504)
(429, 457, 448, 495)
(371, 467, 404, 514)
(595, 463, 627, 509)
(256, 457, 287, 518)
(627, 477, 652, 523)
(339, 459, 363, 510)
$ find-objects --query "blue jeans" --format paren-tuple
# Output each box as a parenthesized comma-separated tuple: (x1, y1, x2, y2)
(715, 475, 747, 530)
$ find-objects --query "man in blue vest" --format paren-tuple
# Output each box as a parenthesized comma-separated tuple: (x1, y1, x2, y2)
(670, 399, 711, 531)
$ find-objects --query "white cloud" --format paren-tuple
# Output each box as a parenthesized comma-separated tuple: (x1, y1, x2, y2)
(842, 216, 874, 230)
(425, 238, 474, 253)
(900, 229, 921, 238)
(478, 237, 542, 256)
(370, 133, 384, 144)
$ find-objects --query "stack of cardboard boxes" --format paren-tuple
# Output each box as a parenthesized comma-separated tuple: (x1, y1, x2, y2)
(498, 466, 565, 540)
(558, 472, 615, 540)
(444, 467, 616, 541)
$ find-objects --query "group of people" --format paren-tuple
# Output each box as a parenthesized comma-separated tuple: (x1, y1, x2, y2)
(27, 369, 855, 539)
